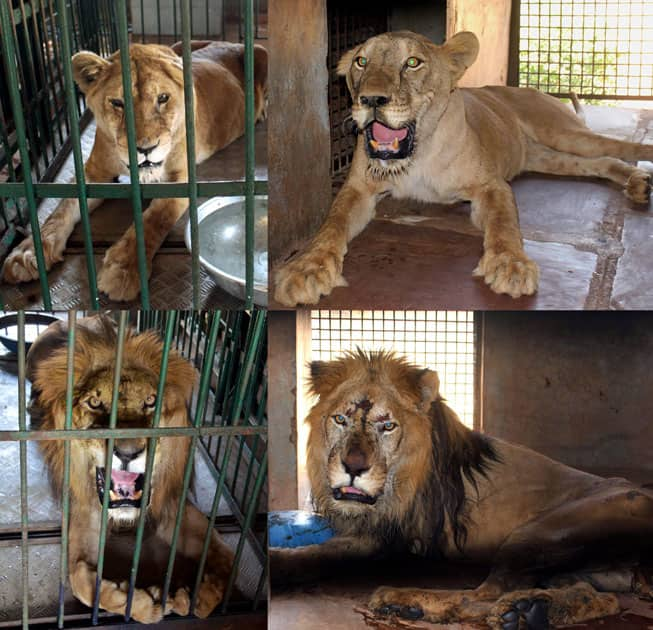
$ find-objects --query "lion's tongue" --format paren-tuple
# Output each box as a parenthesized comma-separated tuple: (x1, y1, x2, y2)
(111, 470, 139, 499)
(342, 485, 366, 496)
(372, 122, 408, 144)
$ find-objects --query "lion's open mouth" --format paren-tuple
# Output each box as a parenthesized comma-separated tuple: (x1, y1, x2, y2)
(364, 121, 415, 160)
(333, 485, 377, 505)
(96, 467, 144, 509)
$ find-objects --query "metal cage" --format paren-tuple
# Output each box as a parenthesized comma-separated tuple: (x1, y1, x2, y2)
(0, 0, 267, 310)
(0, 308, 267, 628)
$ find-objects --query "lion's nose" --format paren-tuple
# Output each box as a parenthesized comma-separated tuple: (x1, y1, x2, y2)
(136, 141, 159, 156)
(342, 446, 370, 477)
(360, 95, 390, 108)
(114, 442, 145, 467)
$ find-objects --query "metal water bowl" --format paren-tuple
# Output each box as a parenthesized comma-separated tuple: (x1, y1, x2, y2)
(185, 196, 268, 306)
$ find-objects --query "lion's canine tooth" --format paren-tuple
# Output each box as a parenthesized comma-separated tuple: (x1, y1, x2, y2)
(392, 138, 399, 150)
(370, 139, 379, 151)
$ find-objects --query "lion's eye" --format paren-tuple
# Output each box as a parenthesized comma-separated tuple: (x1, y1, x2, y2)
(157, 93, 169, 104)
(355, 56, 368, 69)
(405, 57, 422, 69)
(332, 414, 347, 425)
(382, 420, 397, 432)
(87, 396, 103, 410)
(109, 98, 124, 109)
(144, 394, 157, 408)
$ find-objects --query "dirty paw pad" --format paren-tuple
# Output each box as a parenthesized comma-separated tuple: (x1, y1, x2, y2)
(376, 603, 424, 621)
(500, 598, 550, 630)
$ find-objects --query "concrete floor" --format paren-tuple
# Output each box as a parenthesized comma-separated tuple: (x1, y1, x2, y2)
(270, 559, 653, 630)
(0, 119, 267, 311)
(278, 104, 653, 310)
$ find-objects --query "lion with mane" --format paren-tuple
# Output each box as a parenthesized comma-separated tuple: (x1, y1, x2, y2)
(27, 315, 234, 623)
(277, 350, 653, 628)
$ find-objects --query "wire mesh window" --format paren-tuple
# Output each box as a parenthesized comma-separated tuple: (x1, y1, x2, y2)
(327, 2, 389, 183)
(517, 0, 653, 99)
(310, 310, 477, 427)
(0, 0, 266, 311)
(0, 308, 267, 628)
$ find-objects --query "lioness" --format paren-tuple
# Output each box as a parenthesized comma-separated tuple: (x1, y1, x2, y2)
(271, 350, 653, 628)
(27, 316, 234, 622)
(274, 31, 653, 304)
(3, 41, 267, 301)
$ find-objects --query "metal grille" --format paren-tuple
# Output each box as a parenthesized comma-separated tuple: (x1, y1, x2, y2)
(310, 310, 476, 427)
(0, 0, 264, 310)
(517, 0, 653, 99)
(327, 1, 389, 182)
(0, 308, 267, 628)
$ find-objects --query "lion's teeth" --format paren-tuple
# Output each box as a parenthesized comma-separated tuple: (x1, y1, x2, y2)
(369, 139, 379, 151)
(392, 138, 399, 150)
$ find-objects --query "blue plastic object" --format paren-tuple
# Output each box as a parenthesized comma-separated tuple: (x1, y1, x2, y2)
(268, 510, 335, 548)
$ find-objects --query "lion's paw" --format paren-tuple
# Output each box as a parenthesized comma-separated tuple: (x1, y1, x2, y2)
(193, 577, 225, 618)
(2, 234, 61, 284)
(369, 587, 425, 622)
(497, 597, 550, 630)
(624, 170, 651, 204)
(98, 239, 148, 301)
(274, 246, 347, 306)
(474, 249, 539, 298)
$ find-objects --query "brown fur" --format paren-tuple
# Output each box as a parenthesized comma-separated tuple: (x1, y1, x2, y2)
(27, 315, 234, 623)
(274, 30, 653, 305)
(3, 41, 268, 301)
(275, 350, 653, 627)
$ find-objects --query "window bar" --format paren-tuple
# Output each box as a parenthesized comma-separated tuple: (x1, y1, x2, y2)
(244, 0, 255, 308)
(47, 0, 73, 135)
(124, 310, 178, 621)
(116, 0, 151, 309)
(156, 0, 162, 45)
(190, 309, 267, 614)
(91, 311, 129, 624)
(57, 311, 77, 629)
(14, 0, 51, 175)
(172, 0, 178, 43)
(17, 311, 29, 630)
(0, 0, 52, 309)
(181, 0, 200, 308)
(221, 448, 267, 611)
(159, 312, 223, 615)
(55, 0, 100, 308)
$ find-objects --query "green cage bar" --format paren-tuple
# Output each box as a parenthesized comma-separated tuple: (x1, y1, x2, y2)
(0, 0, 52, 309)
(160, 313, 222, 613)
(124, 311, 178, 620)
(91, 312, 129, 623)
(181, 0, 201, 308)
(244, 0, 255, 309)
(115, 0, 150, 309)
(55, 0, 100, 309)
(17, 311, 29, 630)
(57, 311, 76, 628)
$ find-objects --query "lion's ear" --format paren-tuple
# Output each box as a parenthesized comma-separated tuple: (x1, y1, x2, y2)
(336, 47, 358, 77)
(308, 360, 345, 398)
(440, 31, 479, 83)
(72, 51, 110, 93)
(417, 368, 440, 411)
